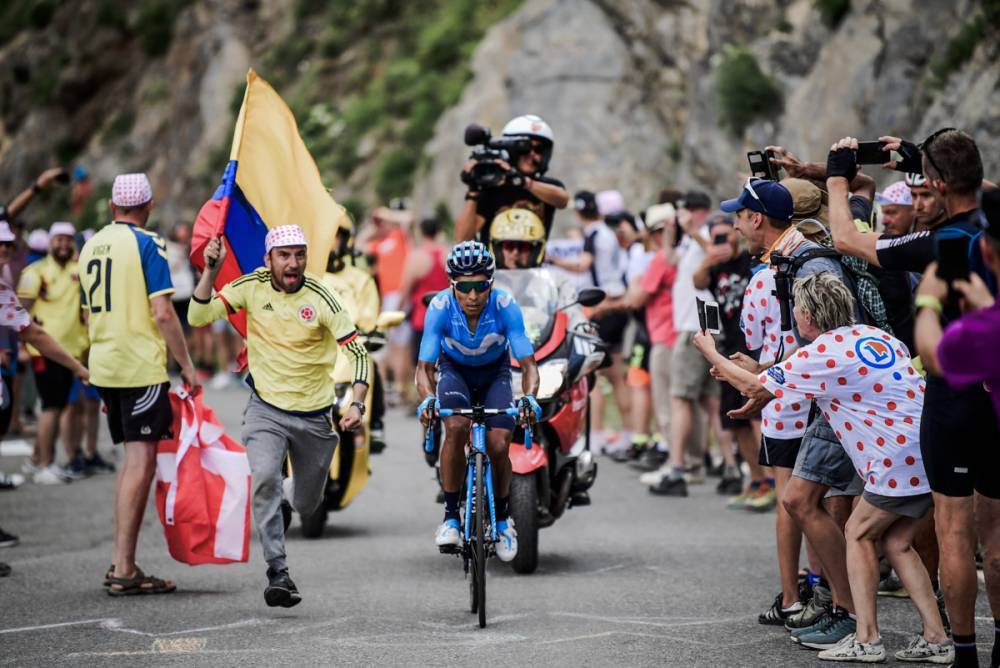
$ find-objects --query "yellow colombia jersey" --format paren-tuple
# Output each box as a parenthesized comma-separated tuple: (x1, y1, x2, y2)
(320, 265, 380, 333)
(16, 256, 89, 360)
(188, 270, 369, 413)
(79, 221, 174, 388)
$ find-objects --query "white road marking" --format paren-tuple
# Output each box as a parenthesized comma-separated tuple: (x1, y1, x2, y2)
(0, 619, 114, 635)
(0, 617, 269, 638)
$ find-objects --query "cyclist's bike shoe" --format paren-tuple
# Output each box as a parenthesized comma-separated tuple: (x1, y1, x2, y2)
(495, 519, 518, 562)
(435, 519, 461, 549)
(264, 568, 301, 608)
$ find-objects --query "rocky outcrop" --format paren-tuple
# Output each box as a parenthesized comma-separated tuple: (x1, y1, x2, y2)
(413, 0, 999, 230)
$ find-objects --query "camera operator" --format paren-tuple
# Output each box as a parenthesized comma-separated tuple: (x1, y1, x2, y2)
(454, 115, 569, 245)
(824, 131, 999, 668)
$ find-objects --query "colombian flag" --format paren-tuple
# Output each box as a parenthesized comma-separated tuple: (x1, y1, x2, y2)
(192, 68, 350, 336)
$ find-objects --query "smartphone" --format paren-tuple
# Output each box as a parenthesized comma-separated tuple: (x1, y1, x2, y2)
(704, 301, 721, 334)
(713, 232, 729, 245)
(696, 297, 707, 332)
(935, 236, 970, 282)
(856, 141, 889, 165)
(747, 151, 774, 180)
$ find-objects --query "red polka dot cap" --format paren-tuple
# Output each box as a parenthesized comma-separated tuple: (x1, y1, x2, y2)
(111, 173, 153, 207)
(265, 224, 308, 252)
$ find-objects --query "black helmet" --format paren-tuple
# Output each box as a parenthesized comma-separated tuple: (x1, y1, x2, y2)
(446, 241, 495, 279)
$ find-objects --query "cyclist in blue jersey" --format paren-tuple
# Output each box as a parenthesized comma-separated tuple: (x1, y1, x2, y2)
(416, 241, 540, 561)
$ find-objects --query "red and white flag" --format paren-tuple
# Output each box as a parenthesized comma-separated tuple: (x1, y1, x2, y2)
(155, 388, 251, 565)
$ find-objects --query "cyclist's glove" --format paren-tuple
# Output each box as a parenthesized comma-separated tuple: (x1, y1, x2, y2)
(519, 395, 542, 421)
(826, 146, 857, 183)
(417, 395, 437, 419)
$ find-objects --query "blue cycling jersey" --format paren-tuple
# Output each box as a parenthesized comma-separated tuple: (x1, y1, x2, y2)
(418, 288, 535, 366)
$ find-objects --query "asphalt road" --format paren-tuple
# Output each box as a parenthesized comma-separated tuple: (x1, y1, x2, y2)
(0, 383, 994, 666)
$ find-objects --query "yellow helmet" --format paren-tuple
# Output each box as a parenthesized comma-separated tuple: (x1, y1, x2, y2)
(489, 208, 546, 268)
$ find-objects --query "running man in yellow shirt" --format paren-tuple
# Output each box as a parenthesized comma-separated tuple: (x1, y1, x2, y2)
(17, 222, 90, 485)
(79, 173, 197, 597)
(189, 225, 369, 608)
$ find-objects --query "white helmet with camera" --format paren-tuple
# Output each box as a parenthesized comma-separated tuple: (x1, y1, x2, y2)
(502, 115, 554, 174)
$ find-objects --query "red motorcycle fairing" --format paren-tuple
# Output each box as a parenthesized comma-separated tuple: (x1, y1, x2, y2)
(509, 375, 588, 473)
(511, 311, 567, 366)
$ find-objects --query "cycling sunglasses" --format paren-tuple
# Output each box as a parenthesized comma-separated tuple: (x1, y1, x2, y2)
(501, 240, 534, 253)
(920, 127, 957, 183)
(743, 177, 769, 216)
(452, 279, 493, 294)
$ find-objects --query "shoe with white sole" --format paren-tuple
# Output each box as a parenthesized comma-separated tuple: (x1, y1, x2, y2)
(893, 636, 954, 663)
(434, 519, 461, 548)
(639, 464, 671, 486)
(494, 518, 517, 562)
(33, 464, 69, 485)
(817, 633, 886, 662)
(0, 472, 25, 490)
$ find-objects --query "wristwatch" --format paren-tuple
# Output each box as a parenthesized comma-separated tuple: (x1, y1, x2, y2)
(350, 400, 366, 416)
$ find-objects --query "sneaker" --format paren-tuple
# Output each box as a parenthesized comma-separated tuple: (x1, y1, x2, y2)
(33, 464, 69, 485)
(210, 372, 232, 390)
(628, 448, 667, 472)
(795, 607, 857, 650)
(893, 635, 954, 663)
(876, 571, 908, 597)
(20, 460, 39, 476)
(434, 519, 461, 548)
(649, 476, 687, 497)
(609, 443, 642, 463)
(787, 585, 832, 630)
(744, 486, 777, 512)
(84, 452, 116, 475)
(0, 472, 25, 490)
(639, 464, 670, 486)
(716, 476, 743, 495)
(62, 454, 88, 481)
(0, 527, 19, 548)
(495, 518, 518, 562)
(817, 633, 886, 662)
(685, 465, 706, 485)
(759, 593, 802, 625)
(726, 485, 756, 509)
(263, 568, 301, 608)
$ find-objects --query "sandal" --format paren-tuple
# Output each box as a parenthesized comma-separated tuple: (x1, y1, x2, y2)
(103, 564, 115, 587)
(107, 568, 176, 596)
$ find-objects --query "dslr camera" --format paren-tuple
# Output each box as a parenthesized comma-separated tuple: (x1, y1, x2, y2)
(461, 123, 530, 190)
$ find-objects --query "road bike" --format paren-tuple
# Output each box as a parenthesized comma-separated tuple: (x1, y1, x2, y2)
(422, 405, 534, 628)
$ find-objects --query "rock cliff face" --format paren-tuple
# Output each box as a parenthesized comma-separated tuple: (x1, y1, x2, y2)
(1, 0, 997, 231)
(413, 0, 1000, 231)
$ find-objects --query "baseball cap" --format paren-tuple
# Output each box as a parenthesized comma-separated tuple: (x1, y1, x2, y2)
(49, 221, 76, 238)
(596, 190, 626, 217)
(111, 173, 153, 207)
(644, 203, 676, 231)
(875, 181, 913, 207)
(679, 190, 711, 211)
(720, 178, 794, 222)
(574, 191, 600, 218)
(0, 222, 16, 243)
(28, 229, 49, 252)
(264, 225, 308, 252)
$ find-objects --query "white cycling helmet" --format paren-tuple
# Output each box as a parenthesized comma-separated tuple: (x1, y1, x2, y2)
(502, 115, 554, 174)
(904, 172, 926, 187)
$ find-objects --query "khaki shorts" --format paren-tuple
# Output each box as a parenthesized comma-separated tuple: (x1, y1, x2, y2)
(669, 332, 719, 401)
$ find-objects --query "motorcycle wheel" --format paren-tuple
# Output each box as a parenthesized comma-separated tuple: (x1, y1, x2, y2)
(509, 473, 539, 574)
(299, 506, 328, 539)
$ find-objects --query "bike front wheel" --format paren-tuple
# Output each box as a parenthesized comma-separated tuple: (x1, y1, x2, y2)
(474, 452, 487, 628)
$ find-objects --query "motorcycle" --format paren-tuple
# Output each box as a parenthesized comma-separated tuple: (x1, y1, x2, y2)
(493, 268, 606, 574)
(287, 310, 406, 538)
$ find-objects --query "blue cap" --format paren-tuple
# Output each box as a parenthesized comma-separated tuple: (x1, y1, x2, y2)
(720, 178, 794, 222)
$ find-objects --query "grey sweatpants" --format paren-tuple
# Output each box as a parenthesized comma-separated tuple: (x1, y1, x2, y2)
(241, 393, 339, 572)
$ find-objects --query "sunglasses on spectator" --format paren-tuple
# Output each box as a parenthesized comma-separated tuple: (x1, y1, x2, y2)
(743, 177, 769, 216)
(920, 127, 957, 183)
(501, 240, 533, 253)
(452, 279, 493, 294)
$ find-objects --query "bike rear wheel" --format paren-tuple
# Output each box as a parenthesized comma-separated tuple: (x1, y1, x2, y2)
(474, 452, 487, 628)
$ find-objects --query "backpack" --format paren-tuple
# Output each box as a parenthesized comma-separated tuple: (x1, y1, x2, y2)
(778, 247, 893, 334)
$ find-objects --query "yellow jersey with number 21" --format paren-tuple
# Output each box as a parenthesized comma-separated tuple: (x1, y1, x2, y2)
(79, 221, 175, 388)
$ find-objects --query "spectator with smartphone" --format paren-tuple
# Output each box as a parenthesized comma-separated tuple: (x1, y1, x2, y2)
(826, 131, 999, 668)
(692, 214, 759, 497)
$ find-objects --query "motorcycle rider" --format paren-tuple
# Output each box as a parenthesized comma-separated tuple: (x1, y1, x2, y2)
(455, 115, 569, 245)
(415, 241, 540, 562)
